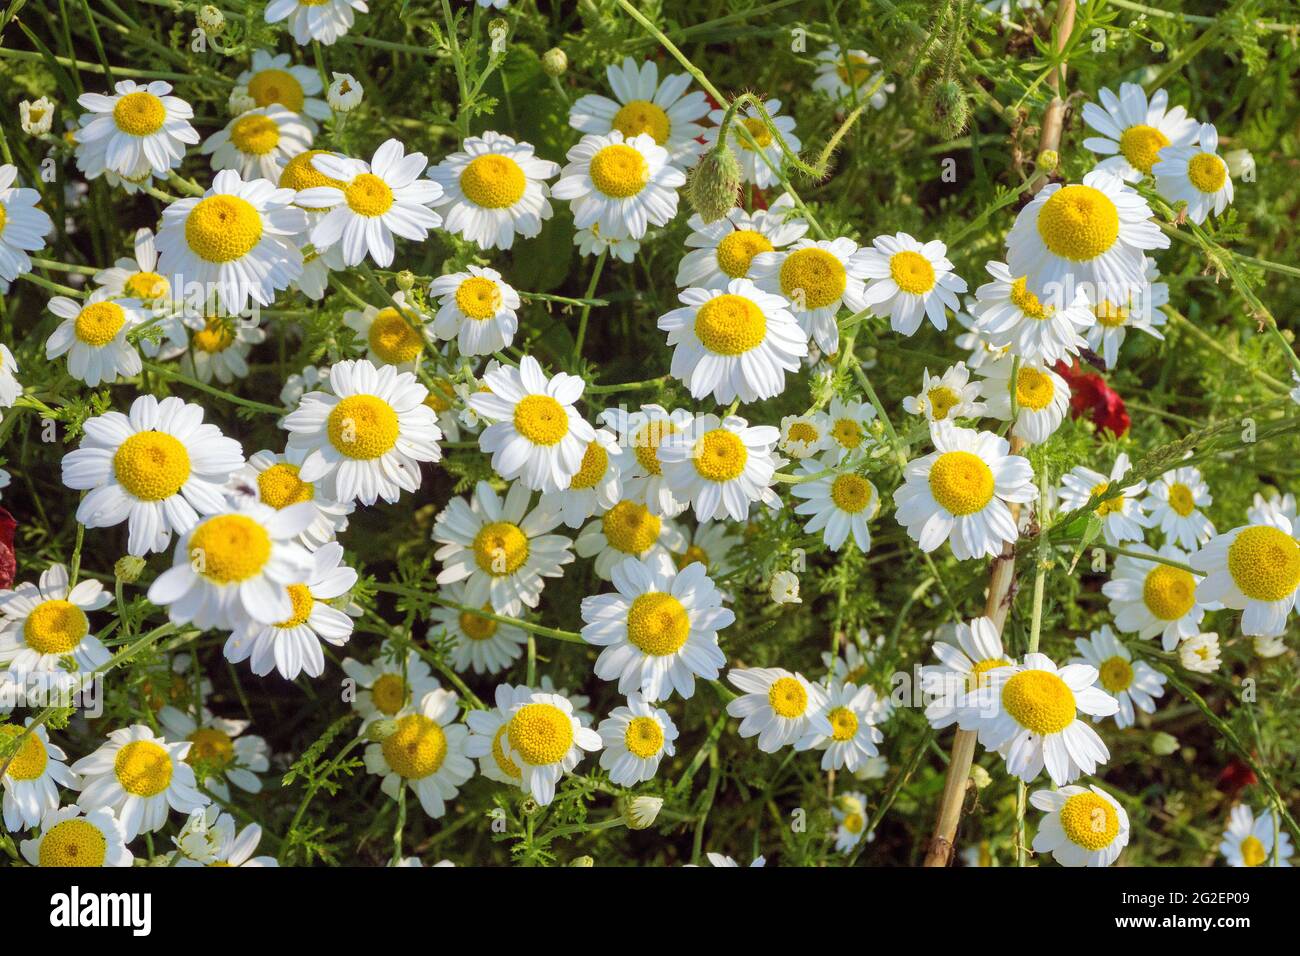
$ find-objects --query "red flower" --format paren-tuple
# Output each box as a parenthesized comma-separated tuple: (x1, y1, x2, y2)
(1216, 758, 1258, 799)
(0, 508, 15, 589)
(1054, 360, 1130, 437)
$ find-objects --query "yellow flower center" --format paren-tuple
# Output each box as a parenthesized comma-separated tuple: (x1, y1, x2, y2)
(513, 393, 569, 446)
(0, 204, 6, 233)
(836, 54, 877, 87)
(114, 740, 173, 797)
(185, 195, 263, 263)
(186, 727, 234, 769)
(472, 521, 529, 576)
(589, 143, 649, 198)
(612, 99, 671, 144)
(1142, 564, 1197, 620)
(632, 420, 678, 475)
(490, 724, 522, 779)
(842, 810, 865, 834)
(785, 421, 821, 444)
(424, 378, 454, 414)
(459, 154, 527, 209)
(927, 386, 961, 421)
(1240, 835, 1267, 867)
(928, 451, 995, 516)
(454, 276, 502, 320)
(1187, 152, 1227, 194)
(626, 591, 690, 656)
(280, 148, 347, 192)
(367, 307, 424, 364)
(38, 819, 108, 868)
(1016, 366, 1055, 412)
(370, 673, 407, 715)
(1009, 275, 1053, 320)
(1118, 124, 1170, 176)
(1166, 482, 1196, 517)
(1090, 482, 1126, 518)
(889, 250, 936, 295)
(345, 173, 394, 217)
(257, 462, 315, 509)
(192, 318, 236, 354)
(1036, 184, 1120, 261)
(715, 229, 774, 278)
(507, 702, 573, 766)
(568, 441, 608, 490)
(74, 301, 126, 347)
(1098, 655, 1134, 693)
(675, 544, 710, 571)
(831, 418, 863, 450)
(624, 715, 665, 758)
(230, 114, 280, 156)
(1093, 299, 1129, 328)
(0, 724, 48, 780)
(693, 293, 767, 355)
(968, 657, 1011, 690)
(247, 68, 305, 112)
(1227, 525, 1300, 602)
(767, 676, 808, 718)
(828, 706, 859, 741)
(1000, 669, 1076, 735)
(737, 117, 772, 149)
(830, 473, 875, 514)
(693, 429, 748, 482)
(113, 430, 191, 501)
(124, 270, 169, 302)
(779, 247, 846, 310)
(382, 713, 447, 779)
(327, 394, 400, 459)
(1059, 791, 1120, 851)
(112, 91, 166, 136)
(274, 583, 315, 628)
(458, 606, 498, 641)
(23, 600, 90, 655)
(602, 499, 661, 555)
(188, 514, 273, 584)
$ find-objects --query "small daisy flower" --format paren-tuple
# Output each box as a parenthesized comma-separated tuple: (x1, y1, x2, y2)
(0, 164, 53, 285)
(93, 226, 175, 317)
(1071, 625, 1166, 729)
(202, 105, 313, 181)
(749, 237, 869, 355)
(957, 652, 1119, 785)
(1220, 805, 1294, 867)
(778, 412, 831, 460)
(74, 80, 199, 181)
(813, 46, 894, 107)
(574, 222, 640, 262)
(1058, 453, 1150, 546)
(157, 706, 270, 799)
(1103, 544, 1205, 650)
(539, 428, 622, 530)
(493, 685, 602, 805)
(365, 688, 474, 820)
(657, 413, 782, 522)
(598, 404, 695, 517)
(464, 683, 527, 787)
(703, 98, 800, 189)
(297, 139, 442, 267)
(1085, 255, 1168, 369)
(921, 616, 1015, 729)
(676, 193, 809, 290)
(341, 641, 441, 730)
(670, 521, 739, 578)
(237, 50, 330, 124)
(552, 130, 685, 240)
(283, 358, 443, 506)
(71, 724, 208, 841)
(427, 131, 559, 250)
(18, 96, 55, 136)
(902, 362, 986, 423)
(569, 56, 710, 169)
(342, 291, 431, 370)
(1, 720, 77, 831)
(1030, 785, 1130, 867)
(695, 852, 766, 867)
(229, 448, 353, 547)
(893, 422, 1037, 561)
(770, 569, 801, 605)
(20, 805, 133, 867)
(821, 397, 878, 464)
(1144, 465, 1215, 549)
(427, 580, 527, 676)
(174, 806, 278, 867)
(968, 260, 1094, 364)
(658, 278, 808, 405)
(1248, 490, 1296, 526)
(1254, 634, 1289, 659)
(581, 553, 731, 701)
(429, 266, 521, 357)
(800, 682, 883, 772)
(1191, 513, 1300, 637)
(859, 233, 967, 335)
(978, 355, 1070, 443)
(726, 667, 831, 753)
(1178, 632, 1222, 673)
(597, 692, 680, 785)
(181, 313, 266, 385)
(264, 0, 367, 46)
(1154, 122, 1234, 224)
(0, 564, 111, 678)
(45, 289, 145, 387)
(791, 462, 879, 552)
(831, 792, 874, 854)
(432, 479, 575, 616)
(469, 356, 595, 494)
(1081, 82, 1199, 182)
(576, 497, 685, 579)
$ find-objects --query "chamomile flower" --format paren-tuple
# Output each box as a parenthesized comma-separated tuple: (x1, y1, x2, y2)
(283, 358, 443, 505)
(432, 479, 575, 617)
(859, 233, 967, 335)
(695, 852, 766, 867)
(156, 168, 306, 316)
(1081, 82, 1198, 182)
(74, 80, 199, 181)
(576, 498, 685, 579)
(427, 131, 559, 250)
(670, 521, 739, 578)
(1070, 625, 1166, 729)
(45, 289, 145, 387)
(157, 706, 269, 799)
(676, 193, 809, 290)
(0, 564, 111, 678)
(0, 164, 53, 285)
(726, 667, 830, 753)
(703, 98, 800, 189)
(1190, 513, 1300, 637)
(181, 314, 266, 385)
(223, 541, 357, 680)
(921, 616, 1014, 729)
(822, 397, 878, 464)
(1, 720, 76, 831)
(1179, 632, 1222, 672)
(893, 422, 1037, 561)
(902, 362, 986, 423)
(813, 46, 894, 107)
(297, 139, 443, 267)
(464, 683, 526, 786)
(956, 652, 1119, 785)
(364, 688, 473, 820)
(749, 237, 869, 355)
(552, 131, 685, 240)
(1058, 453, 1150, 546)
(968, 260, 1093, 364)
(341, 642, 442, 729)
(202, 105, 313, 181)
(978, 355, 1070, 443)
(1084, 256, 1168, 369)
(236, 50, 330, 124)
(427, 580, 527, 676)
(800, 682, 883, 771)
(71, 724, 208, 841)
(790, 462, 879, 552)
(778, 412, 831, 460)
(1153, 122, 1234, 224)
(574, 222, 639, 262)
(60, 394, 245, 556)
(1005, 169, 1168, 302)
(342, 292, 431, 370)
(1220, 805, 1294, 867)
(1144, 465, 1215, 549)
(1248, 490, 1296, 526)
(429, 266, 521, 356)
(832, 792, 874, 854)
(568, 56, 710, 169)
(93, 227, 175, 315)
(1030, 785, 1130, 867)
(495, 685, 601, 805)
(658, 278, 808, 404)
(18, 96, 55, 136)
(20, 805, 133, 867)
(264, 0, 368, 46)
(657, 413, 782, 522)
(1103, 544, 1205, 650)
(539, 428, 622, 530)
(596, 692, 679, 785)
(580, 553, 731, 701)
(174, 806, 277, 867)
(229, 448, 353, 547)
(598, 404, 695, 517)
(469, 356, 595, 493)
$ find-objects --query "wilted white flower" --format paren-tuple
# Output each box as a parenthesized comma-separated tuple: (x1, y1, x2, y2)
(327, 72, 363, 112)
(770, 569, 800, 605)
(19, 97, 55, 136)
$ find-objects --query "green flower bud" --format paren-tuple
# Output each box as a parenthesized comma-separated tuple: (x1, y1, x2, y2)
(365, 718, 399, 741)
(395, 270, 416, 292)
(115, 555, 147, 584)
(623, 796, 663, 830)
(925, 78, 969, 140)
(569, 855, 594, 867)
(1036, 149, 1060, 174)
(197, 4, 224, 35)
(687, 146, 741, 224)
(969, 765, 992, 790)
(1150, 732, 1179, 756)
(541, 48, 568, 78)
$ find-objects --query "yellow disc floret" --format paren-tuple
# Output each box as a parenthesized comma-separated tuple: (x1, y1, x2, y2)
(968, 657, 1011, 690)
(113, 91, 166, 136)
(589, 143, 649, 198)
(1036, 184, 1120, 261)
(694, 293, 767, 355)
(768, 676, 808, 718)
(0, 724, 48, 780)
(370, 673, 407, 715)
(507, 702, 573, 766)
(124, 271, 169, 302)
(1227, 525, 1300, 602)
(345, 173, 394, 217)
(889, 250, 936, 294)
(513, 394, 569, 446)
(230, 114, 280, 156)
(185, 195, 263, 263)
(1239, 835, 1267, 867)
(1058, 791, 1120, 851)
(74, 302, 127, 347)
(1016, 366, 1056, 412)
(472, 521, 529, 576)
(1187, 153, 1227, 194)
(602, 500, 661, 556)
(612, 100, 671, 144)
(625, 591, 690, 656)
(23, 600, 89, 655)
(927, 386, 960, 421)
(327, 394, 400, 459)
(274, 583, 315, 628)
(1009, 275, 1053, 320)
(779, 247, 846, 310)
(1098, 656, 1134, 693)
(454, 276, 502, 320)
(828, 706, 859, 741)
(624, 715, 665, 758)
(1000, 669, 1076, 735)
(830, 473, 875, 515)
(458, 607, 498, 641)
(568, 441, 608, 490)
(382, 713, 447, 779)
(1118, 124, 1170, 176)
(459, 154, 527, 208)
(632, 420, 677, 475)
(114, 739, 173, 797)
(257, 463, 314, 509)
(367, 307, 424, 364)
(1166, 483, 1196, 517)
(1142, 564, 1197, 620)
(928, 451, 995, 516)
(693, 429, 748, 482)
(715, 229, 773, 278)
(186, 727, 234, 769)
(188, 514, 273, 584)
(491, 724, 522, 779)
(113, 431, 191, 501)
(247, 69, 305, 112)
(280, 149, 347, 192)
(736, 117, 772, 149)
(38, 819, 107, 867)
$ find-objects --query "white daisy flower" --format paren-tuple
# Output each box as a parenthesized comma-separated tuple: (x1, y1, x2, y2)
(1178, 632, 1222, 672)
(18, 96, 55, 136)
(598, 404, 694, 517)
(831, 792, 874, 854)
(658, 278, 808, 405)
(45, 289, 145, 387)
(464, 682, 527, 787)
(427, 580, 527, 676)
(342, 291, 431, 370)
(1253, 634, 1289, 659)
(237, 50, 330, 124)
(539, 427, 622, 530)
(778, 412, 831, 460)
(1, 720, 77, 831)
(978, 355, 1070, 443)
(694, 852, 766, 867)
(1057, 452, 1149, 546)
(859, 232, 967, 335)
(157, 706, 269, 799)
(0, 164, 54, 285)
(902, 361, 986, 423)
(893, 422, 1037, 561)
(597, 692, 680, 785)
(180, 313, 266, 385)
(569, 56, 710, 169)
(968, 260, 1093, 364)
(1153, 122, 1234, 224)
(93, 230, 186, 359)
(921, 615, 1015, 729)
(576, 497, 684, 580)
(1103, 544, 1205, 650)
(60, 393, 246, 556)
(264, 0, 367, 46)
(364, 688, 474, 820)
(790, 461, 879, 552)
(821, 396, 878, 464)
(492, 685, 601, 805)
(954, 304, 1009, 370)
(283, 358, 443, 506)
(429, 266, 521, 356)
(173, 806, 277, 867)
(703, 98, 800, 189)
(1220, 805, 1294, 867)
(1248, 490, 1296, 527)
(1070, 625, 1166, 729)
(20, 804, 133, 867)
(676, 193, 809, 290)
(1030, 785, 1130, 867)
(800, 682, 883, 772)
(726, 667, 831, 753)
(432, 479, 575, 616)
(813, 46, 894, 107)
(1190, 513, 1300, 637)
(74, 80, 199, 181)
(201, 105, 313, 182)
(657, 413, 782, 522)
(552, 130, 685, 240)
(574, 222, 640, 261)
(581, 553, 731, 701)
(341, 641, 441, 730)
(956, 652, 1119, 785)
(70, 724, 208, 841)
(228, 448, 353, 548)
(749, 236, 869, 355)
(1084, 256, 1168, 369)
(1081, 82, 1198, 182)
(326, 72, 363, 112)
(1143, 465, 1215, 549)
(670, 521, 739, 578)
(0, 564, 111, 678)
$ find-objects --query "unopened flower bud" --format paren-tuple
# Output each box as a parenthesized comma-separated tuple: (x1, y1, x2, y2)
(365, 718, 399, 741)
(19, 97, 55, 137)
(328, 73, 364, 113)
(228, 87, 256, 116)
(624, 796, 663, 830)
(395, 270, 416, 292)
(925, 78, 969, 140)
(1036, 149, 1060, 173)
(1150, 732, 1179, 756)
(197, 4, 224, 34)
(569, 855, 594, 867)
(542, 47, 568, 78)
(769, 569, 801, 605)
(687, 146, 741, 224)
(1224, 148, 1255, 182)
(969, 765, 992, 790)
(115, 555, 147, 583)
